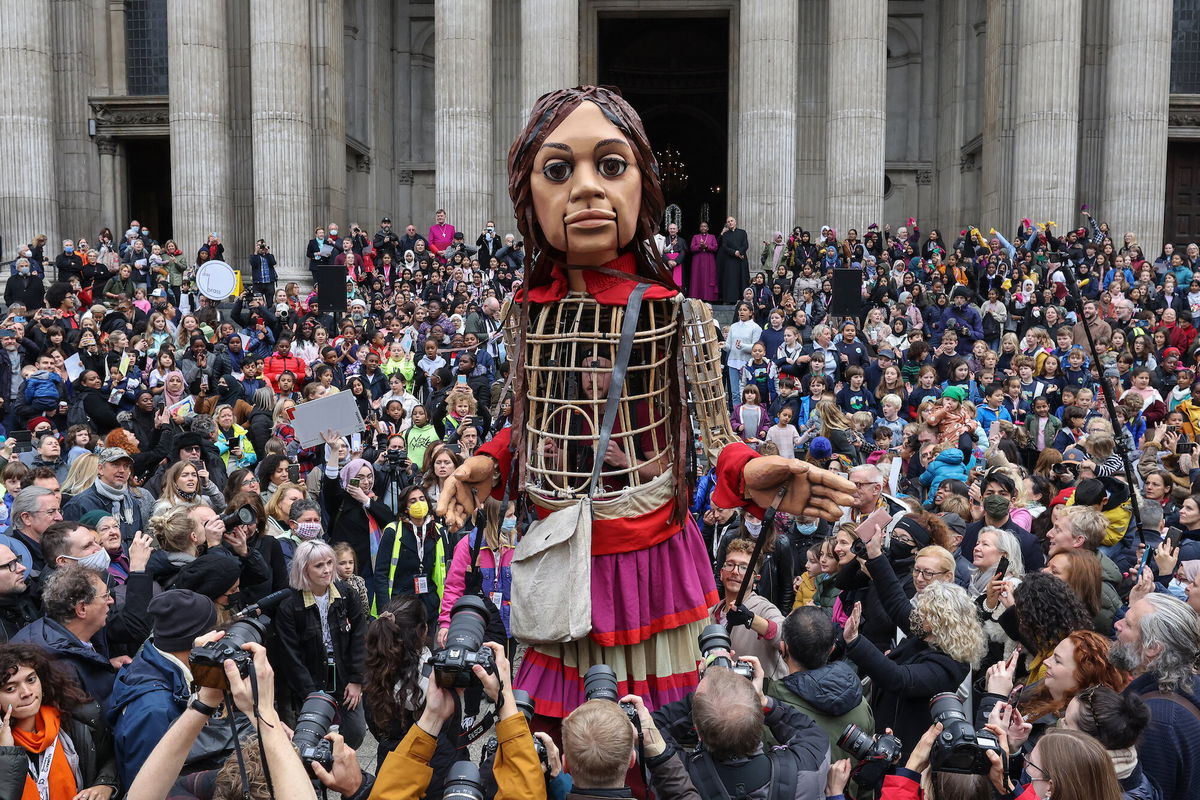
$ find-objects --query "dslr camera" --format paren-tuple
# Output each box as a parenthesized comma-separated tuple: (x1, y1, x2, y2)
(444, 761, 485, 800)
(929, 692, 1005, 775)
(189, 616, 270, 691)
(384, 448, 408, 467)
(292, 691, 337, 774)
(431, 596, 496, 689)
(221, 504, 257, 532)
(583, 665, 638, 724)
(837, 723, 902, 792)
(480, 689, 547, 768)
(697, 625, 754, 680)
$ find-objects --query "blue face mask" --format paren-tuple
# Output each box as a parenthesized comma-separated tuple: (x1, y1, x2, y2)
(1167, 578, 1189, 602)
(64, 246, 74, 254)
(795, 521, 818, 536)
(501, 517, 517, 533)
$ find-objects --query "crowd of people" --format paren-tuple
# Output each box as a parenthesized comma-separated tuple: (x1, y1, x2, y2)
(0, 206, 1196, 800)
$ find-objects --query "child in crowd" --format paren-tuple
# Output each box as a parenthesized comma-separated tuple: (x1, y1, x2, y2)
(332, 542, 370, 616)
(792, 542, 824, 609)
(919, 441, 969, 508)
(876, 393, 905, 446)
(417, 338, 446, 394)
(835, 366, 876, 414)
(765, 406, 803, 459)
(741, 342, 777, 403)
(732, 385, 770, 444)
(976, 382, 1012, 430)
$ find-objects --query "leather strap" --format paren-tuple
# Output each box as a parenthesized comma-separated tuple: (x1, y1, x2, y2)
(588, 283, 649, 496)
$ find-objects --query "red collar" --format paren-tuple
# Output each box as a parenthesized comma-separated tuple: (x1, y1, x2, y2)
(522, 253, 677, 306)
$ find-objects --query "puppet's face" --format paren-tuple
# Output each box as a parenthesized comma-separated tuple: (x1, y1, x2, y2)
(531, 101, 641, 266)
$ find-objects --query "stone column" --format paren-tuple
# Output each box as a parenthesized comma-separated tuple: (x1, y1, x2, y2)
(97, 137, 118, 232)
(0, 2, 59, 266)
(825, 0, 887, 234)
(519, 0, 577, 121)
(435, 0, 493, 229)
(1010, 0, 1082, 227)
(794, 0, 828, 232)
(311, 0, 346, 228)
(1101, 0, 1171, 254)
(250, 0, 313, 285)
(167, 0, 233, 255)
(737, 0, 798, 242)
(52, 0, 98, 238)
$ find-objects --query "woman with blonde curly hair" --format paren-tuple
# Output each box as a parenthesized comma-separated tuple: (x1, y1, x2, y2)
(842, 580, 985, 760)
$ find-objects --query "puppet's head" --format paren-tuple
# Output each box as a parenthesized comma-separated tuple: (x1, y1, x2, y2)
(508, 86, 673, 290)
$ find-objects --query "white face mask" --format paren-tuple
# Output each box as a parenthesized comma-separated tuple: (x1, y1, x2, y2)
(295, 522, 323, 541)
(67, 549, 111, 573)
(744, 518, 763, 539)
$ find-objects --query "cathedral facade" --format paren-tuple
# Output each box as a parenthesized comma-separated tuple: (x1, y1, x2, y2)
(1, 0, 1196, 285)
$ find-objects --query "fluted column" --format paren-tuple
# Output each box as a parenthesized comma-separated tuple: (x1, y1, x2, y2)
(311, 0, 346, 228)
(1102, 0, 1171, 254)
(736, 0, 798, 242)
(52, 0, 98, 238)
(1010, 0, 1082, 227)
(794, 0, 828, 232)
(436, 0, 493, 229)
(0, 1, 59, 263)
(168, 0, 233, 255)
(825, 0, 886, 234)
(250, 0, 313, 284)
(519, 0, 577, 121)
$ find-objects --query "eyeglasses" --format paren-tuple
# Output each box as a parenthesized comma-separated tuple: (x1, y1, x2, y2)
(721, 562, 749, 574)
(0, 558, 22, 574)
(1025, 757, 1047, 781)
(31, 508, 61, 516)
(911, 568, 949, 580)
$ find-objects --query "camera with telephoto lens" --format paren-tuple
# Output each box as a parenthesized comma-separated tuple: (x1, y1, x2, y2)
(189, 616, 270, 691)
(583, 665, 638, 723)
(929, 692, 1005, 775)
(431, 596, 495, 689)
(481, 689, 547, 768)
(220, 503, 257, 532)
(697, 624, 754, 680)
(838, 723, 902, 792)
(292, 691, 337, 774)
(444, 761, 485, 800)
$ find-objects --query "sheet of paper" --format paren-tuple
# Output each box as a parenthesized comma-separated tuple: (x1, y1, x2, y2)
(64, 353, 83, 382)
(291, 389, 366, 448)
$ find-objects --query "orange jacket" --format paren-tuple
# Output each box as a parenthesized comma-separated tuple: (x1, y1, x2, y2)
(370, 713, 547, 800)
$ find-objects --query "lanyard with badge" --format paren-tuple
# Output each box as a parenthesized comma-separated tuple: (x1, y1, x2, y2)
(412, 526, 430, 594)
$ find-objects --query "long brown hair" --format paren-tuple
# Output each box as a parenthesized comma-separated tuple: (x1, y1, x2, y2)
(1030, 729, 1124, 800)
(0, 644, 91, 712)
(363, 597, 429, 735)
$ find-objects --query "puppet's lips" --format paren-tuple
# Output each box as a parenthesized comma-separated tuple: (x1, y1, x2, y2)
(565, 209, 616, 226)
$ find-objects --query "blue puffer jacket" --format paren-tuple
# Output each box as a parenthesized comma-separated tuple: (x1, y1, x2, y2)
(918, 447, 968, 501)
(11, 618, 115, 706)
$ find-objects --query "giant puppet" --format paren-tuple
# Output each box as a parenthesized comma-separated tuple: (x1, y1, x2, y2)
(437, 86, 854, 717)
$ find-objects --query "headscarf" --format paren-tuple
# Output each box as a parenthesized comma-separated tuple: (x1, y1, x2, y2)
(769, 232, 785, 271)
(339, 457, 372, 491)
(162, 369, 187, 407)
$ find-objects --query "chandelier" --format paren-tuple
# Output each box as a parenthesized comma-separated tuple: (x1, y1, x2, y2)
(654, 144, 689, 196)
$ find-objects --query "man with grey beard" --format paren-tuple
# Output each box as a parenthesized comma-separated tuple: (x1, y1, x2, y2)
(1111, 593, 1200, 800)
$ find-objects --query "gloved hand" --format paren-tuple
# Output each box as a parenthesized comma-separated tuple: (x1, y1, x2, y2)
(726, 604, 754, 630)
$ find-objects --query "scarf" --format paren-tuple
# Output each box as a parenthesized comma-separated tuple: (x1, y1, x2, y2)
(1107, 745, 1138, 781)
(339, 458, 372, 492)
(13, 706, 79, 800)
(161, 370, 187, 407)
(93, 478, 133, 525)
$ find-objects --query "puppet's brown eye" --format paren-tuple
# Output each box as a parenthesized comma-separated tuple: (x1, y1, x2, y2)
(598, 156, 628, 178)
(542, 161, 572, 182)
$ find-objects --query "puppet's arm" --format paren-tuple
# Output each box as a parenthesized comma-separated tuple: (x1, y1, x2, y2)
(681, 299, 739, 464)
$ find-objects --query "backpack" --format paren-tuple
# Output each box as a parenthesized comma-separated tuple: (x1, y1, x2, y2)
(66, 396, 89, 428)
(23, 371, 60, 411)
(687, 748, 799, 800)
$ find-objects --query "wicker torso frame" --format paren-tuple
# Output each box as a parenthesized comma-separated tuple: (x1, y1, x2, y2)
(520, 292, 675, 505)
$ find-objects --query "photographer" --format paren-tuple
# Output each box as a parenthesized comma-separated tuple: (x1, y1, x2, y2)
(374, 432, 417, 513)
(127, 638, 370, 800)
(246, 239, 277, 299)
(271, 541, 367, 747)
(679, 657, 830, 800)
(373, 640, 546, 800)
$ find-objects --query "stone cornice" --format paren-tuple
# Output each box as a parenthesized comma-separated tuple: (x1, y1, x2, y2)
(88, 95, 169, 137)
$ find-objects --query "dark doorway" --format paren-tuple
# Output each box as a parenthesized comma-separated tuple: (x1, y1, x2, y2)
(597, 15, 729, 233)
(124, 138, 172, 242)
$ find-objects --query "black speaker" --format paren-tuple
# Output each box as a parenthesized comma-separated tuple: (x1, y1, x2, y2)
(828, 269, 863, 318)
(315, 268, 348, 312)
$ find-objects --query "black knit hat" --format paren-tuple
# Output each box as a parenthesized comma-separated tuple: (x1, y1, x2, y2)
(171, 553, 240, 600)
(173, 432, 205, 455)
(149, 589, 217, 652)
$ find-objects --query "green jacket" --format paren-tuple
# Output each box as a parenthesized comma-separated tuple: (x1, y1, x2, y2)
(765, 661, 875, 763)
